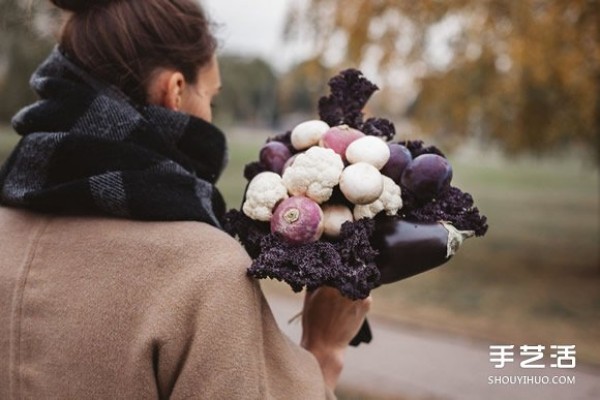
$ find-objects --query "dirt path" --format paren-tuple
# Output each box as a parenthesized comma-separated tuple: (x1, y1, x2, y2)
(266, 292, 600, 400)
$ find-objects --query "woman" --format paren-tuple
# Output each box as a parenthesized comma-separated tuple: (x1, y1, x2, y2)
(0, 0, 370, 399)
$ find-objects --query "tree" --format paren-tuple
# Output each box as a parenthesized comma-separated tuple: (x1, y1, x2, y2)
(287, 0, 600, 161)
(214, 55, 279, 128)
(277, 58, 331, 116)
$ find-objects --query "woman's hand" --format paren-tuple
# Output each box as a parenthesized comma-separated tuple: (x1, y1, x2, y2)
(300, 287, 372, 390)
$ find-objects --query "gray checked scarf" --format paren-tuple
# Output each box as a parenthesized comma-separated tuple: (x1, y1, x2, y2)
(0, 48, 227, 227)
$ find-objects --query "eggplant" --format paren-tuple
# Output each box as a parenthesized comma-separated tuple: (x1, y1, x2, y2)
(372, 217, 475, 284)
(351, 217, 474, 346)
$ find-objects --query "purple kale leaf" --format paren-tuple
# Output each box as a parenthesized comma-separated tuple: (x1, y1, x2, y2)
(243, 161, 268, 182)
(400, 186, 489, 236)
(248, 236, 343, 292)
(398, 139, 446, 158)
(362, 117, 396, 141)
(222, 209, 270, 258)
(246, 218, 380, 299)
(318, 69, 379, 129)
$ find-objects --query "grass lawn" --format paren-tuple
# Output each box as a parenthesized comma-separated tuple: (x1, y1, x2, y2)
(1, 125, 598, 372)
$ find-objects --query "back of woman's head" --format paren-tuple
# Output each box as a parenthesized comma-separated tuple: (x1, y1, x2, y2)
(49, 0, 217, 104)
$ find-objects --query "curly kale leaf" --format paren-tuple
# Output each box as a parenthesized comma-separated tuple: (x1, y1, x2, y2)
(243, 161, 268, 182)
(397, 139, 446, 159)
(400, 186, 489, 237)
(362, 117, 396, 141)
(246, 218, 380, 299)
(318, 69, 379, 129)
(222, 209, 270, 258)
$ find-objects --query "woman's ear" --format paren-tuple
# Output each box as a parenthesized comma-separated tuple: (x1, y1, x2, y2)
(147, 69, 186, 111)
(164, 72, 186, 111)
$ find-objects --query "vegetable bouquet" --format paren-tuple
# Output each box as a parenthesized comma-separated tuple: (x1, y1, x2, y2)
(223, 69, 488, 301)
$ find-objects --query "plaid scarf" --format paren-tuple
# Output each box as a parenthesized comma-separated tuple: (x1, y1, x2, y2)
(0, 48, 227, 227)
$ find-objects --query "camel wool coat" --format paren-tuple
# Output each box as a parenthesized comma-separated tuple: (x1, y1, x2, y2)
(0, 207, 335, 399)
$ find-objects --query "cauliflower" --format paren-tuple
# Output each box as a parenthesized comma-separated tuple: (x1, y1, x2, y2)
(242, 172, 288, 221)
(282, 147, 344, 203)
(353, 176, 403, 219)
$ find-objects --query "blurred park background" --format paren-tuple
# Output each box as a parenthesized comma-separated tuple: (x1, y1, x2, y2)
(1, 0, 598, 399)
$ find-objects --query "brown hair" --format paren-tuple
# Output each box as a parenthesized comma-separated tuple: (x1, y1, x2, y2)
(50, 0, 217, 104)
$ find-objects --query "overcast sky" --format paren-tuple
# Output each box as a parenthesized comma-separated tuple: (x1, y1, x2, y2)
(201, 0, 311, 72)
(198, 0, 421, 93)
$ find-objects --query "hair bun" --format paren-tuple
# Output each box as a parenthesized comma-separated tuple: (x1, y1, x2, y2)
(50, 0, 114, 13)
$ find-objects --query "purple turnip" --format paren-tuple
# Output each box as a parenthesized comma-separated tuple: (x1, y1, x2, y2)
(401, 154, 453, 201)
(271, 196, 324, 244)
(319, 125, 365, 161)
(381, 143, 412, 184)
(259, 142, 292, 175)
